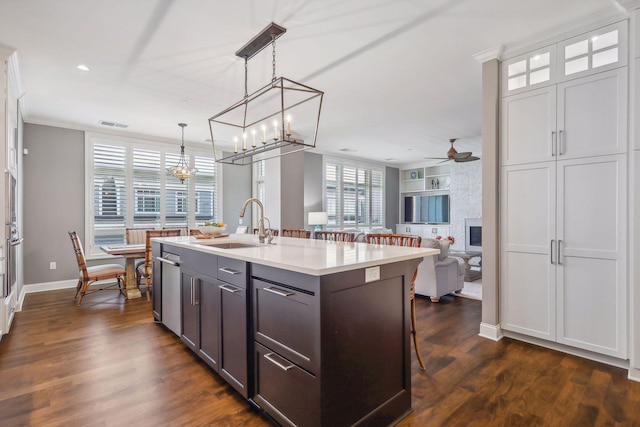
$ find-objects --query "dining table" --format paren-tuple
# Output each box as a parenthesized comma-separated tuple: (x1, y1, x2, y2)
(100, 244, 146, 299)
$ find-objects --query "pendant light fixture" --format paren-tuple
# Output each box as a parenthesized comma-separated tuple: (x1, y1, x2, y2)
(209, 22, 324, 165)
(167, 123, 197, 183)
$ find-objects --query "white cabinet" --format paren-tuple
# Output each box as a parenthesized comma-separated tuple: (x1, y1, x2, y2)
(501, 156, 627, 358)
(502, 67, 627, 166)
(500, 21, 628, 359)
(395, 224, 449, 240)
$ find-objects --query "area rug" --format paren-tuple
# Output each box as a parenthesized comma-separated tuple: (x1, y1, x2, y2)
(455, 279, 482, 301)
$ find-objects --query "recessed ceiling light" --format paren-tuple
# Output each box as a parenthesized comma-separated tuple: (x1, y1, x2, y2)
(384, 158, 395, 161)
(77, 64, 90, 71)
(339, 148, 357, 152)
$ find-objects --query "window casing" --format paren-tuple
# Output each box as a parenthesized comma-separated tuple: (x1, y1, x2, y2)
(86, 133, 219, 256)
(324, 158, 384, 230)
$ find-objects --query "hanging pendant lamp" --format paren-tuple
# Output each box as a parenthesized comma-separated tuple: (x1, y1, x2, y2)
(208, 22, 324, 165)
(167, 123, 198, 183)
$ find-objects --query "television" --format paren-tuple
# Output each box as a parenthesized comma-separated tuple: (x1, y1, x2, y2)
(403, 194, 449, 224)
(465, 218, 482, 252)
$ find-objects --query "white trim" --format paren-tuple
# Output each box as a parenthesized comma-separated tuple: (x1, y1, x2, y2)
(23, 279, 78, 293)
(503, 330, 630, 370)
(501, 13, 628, 61)
(479, 322, 503, 341)
(0, 43, 16, 60)
(629, 366, 640, 382)
(616, 0, 640, 12)
(473, 45, 504, 63)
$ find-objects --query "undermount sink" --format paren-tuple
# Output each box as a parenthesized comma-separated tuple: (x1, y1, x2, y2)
(197, 241, 260, 249)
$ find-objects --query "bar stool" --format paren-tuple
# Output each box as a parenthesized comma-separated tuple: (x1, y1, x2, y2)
(365, 233, 426, 370)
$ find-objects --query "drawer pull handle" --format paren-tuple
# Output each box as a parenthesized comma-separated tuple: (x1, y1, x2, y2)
(219, 267, 241, 275)
(219, 284, 240, 293)
(155, 256, 180, 266)
(263, 287, 293, 297)
(264, 352, 294, 371)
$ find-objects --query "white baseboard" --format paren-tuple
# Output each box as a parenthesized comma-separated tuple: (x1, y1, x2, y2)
(629, 366, 640, 382)
(479, 322, 503, 341)
(23, 279, 78, 294)
(503, 330, 629, 370)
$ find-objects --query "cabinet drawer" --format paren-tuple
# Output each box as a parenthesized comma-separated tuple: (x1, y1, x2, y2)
(181, 249, 218, 278)
(217, 256, 247, 288)
(254, 342, 319, 427)
(253, 278, 318, 372)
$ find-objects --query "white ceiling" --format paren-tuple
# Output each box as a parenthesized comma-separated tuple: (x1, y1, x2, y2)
(0, 0, 621, 165)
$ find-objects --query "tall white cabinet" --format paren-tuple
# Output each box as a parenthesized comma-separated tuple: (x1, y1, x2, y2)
(500, 21, 628, 359)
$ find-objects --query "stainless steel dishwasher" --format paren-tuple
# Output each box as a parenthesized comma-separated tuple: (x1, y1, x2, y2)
(156, 251, 181, 336)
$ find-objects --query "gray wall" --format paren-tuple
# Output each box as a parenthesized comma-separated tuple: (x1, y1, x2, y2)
(281, 150, 305, 229)
(222, 154, 252, 231)
(303, 152, 323, 227)
(23, 124, 91, 284)
(385, 166, 399, 229)
(480, 59, 500, 331)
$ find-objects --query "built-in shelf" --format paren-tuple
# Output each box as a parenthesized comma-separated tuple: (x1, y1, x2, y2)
(400, 164, 450, 193)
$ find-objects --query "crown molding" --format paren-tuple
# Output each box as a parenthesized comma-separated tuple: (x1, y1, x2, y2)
(501, 7, 627, 60)
(472, 45, 504, 63)
(0, 43, 16, 61)
(615, 0, 640, 12)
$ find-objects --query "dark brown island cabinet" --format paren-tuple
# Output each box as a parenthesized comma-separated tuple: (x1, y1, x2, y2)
(152, 239, 421, 426)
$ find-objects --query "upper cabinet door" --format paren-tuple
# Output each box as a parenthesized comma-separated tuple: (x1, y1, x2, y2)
(557, 21, 628, 83)
(501, 45, 557, 97)
(501, 85, 557, 166)
(557, 67, 628, 160)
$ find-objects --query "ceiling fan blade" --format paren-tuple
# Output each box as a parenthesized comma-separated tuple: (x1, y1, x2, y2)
(453, 152, 472, 160)
(455, 155, 480, 163)
(423, 157, 448, 160)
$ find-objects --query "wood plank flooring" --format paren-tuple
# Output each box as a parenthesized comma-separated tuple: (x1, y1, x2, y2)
(1, 289, 639, 426)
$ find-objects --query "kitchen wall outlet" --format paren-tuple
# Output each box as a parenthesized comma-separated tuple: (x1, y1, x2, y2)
(49, 261, 56, 270)
(365, 266, 380, 283)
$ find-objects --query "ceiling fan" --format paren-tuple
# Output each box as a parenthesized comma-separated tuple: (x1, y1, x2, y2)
(425, 138, 480, 163)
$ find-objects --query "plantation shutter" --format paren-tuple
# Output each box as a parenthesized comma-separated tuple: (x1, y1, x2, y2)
(371, 169, 384, 226)
(92, 143, 127, 247)
(132, 148, 161, 227)
(324, 162, 340, 227)
(323, 159, 384, 230)
(194, 156, 216, 224)
(165, 151, 189, 227)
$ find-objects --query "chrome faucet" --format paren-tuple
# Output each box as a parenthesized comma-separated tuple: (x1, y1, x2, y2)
(240, 198, 266, 243)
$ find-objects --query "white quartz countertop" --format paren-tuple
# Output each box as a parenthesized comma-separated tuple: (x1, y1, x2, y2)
(154, 233, 439, 276)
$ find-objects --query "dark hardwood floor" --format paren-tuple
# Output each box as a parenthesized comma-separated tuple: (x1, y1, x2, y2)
(1, 289, 639, 426)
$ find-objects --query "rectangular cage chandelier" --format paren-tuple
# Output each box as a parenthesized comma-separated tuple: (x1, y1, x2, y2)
(209, 22, 324, 165)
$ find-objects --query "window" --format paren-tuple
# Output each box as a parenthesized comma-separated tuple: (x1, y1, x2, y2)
(86, 134, 219, 255)
(324, 158, 384, 230)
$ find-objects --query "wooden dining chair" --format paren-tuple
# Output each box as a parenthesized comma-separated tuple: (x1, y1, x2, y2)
(137, 228, 182, 301)
(125, 227, 154, 245)
(189, 229, 202, 236)
(164, 226, 188, 236)
(314, 231, 354, 242)
(253, 228, 279, 237)
(365, 233, 426, 370)
(281, 228, 311, 238)
(68, 231, 126, 306)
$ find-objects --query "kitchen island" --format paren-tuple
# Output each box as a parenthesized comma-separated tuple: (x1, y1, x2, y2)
(152, 233, 438, 427)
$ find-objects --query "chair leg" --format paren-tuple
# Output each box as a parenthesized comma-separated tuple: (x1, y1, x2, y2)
(411, 297, 426, 370)
(145, 275, 151, 301)
(73, 278, 82, 301)
(77, 280, 90, 306)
